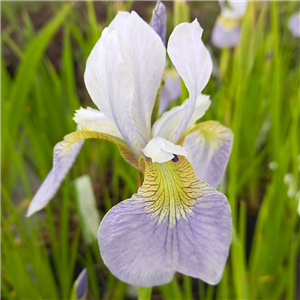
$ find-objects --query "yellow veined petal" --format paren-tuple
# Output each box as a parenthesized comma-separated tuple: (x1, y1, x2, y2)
(177, 121, 233, 188)
(64, 128, 139, 169)
(139, 155, 212, 227)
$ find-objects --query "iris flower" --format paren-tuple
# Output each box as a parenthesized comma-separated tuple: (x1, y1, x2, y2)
(211, 0, 248, 49)
(27, 10, 233, 287)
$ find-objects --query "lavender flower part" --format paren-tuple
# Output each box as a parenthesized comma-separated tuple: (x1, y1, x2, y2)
(211, 17, 241, 49)
(28, 9, 233, 288)
(76, 268, 88, 299)
(150, 0, 167, 44)
(159, 70, 181, 114)
(288, 12, 300, 37)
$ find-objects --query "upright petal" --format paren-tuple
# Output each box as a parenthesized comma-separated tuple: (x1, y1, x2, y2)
(183, 121, 233, 188)
(152, 95, 211, 141)
(84, 27, 144, 156)
(74, 107, 123, 139)
(98, 156, 232, 286)
(109, 12, 166, 142)
(220, 0, 248, 20)
(27, 129, 138, 217)
(167, 20, 213, 143)
(150, 0, 167, 44)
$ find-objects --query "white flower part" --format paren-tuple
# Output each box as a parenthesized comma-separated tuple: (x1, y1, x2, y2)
(84, 27, 144, 157)
(220, 0, 248, 20)
(141, 137, 187, 163)
(167, 19, 213, 144)
(108, 11, 166, 143)
(73, 107, 123, 139)
(152, 95, 211, 140)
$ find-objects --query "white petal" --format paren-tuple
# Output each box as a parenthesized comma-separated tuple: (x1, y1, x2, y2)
(221, 0, 248, 20)
(73, 107, 123, 139)
(84, 27, 144, 157)
(109, 11, 166, 142)
(141, 136, 186, 163)
(153, 95, 211, 140)
(167, 19, 213, 143)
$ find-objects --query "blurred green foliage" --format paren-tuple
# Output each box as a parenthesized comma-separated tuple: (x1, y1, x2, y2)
(1, 1, 299, 300)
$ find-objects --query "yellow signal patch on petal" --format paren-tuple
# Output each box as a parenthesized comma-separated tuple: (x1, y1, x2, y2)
(63, 128, 139, 169)
(218, 15, 240, 30)
(138, 156, 211, 227)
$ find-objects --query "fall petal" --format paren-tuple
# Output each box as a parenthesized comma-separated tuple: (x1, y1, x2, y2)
(183, 121, 233, 188)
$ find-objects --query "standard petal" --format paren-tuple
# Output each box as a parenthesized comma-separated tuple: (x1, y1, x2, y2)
(27, 129, 138, 216)
(167, 20, 213, 143)
(288, 12, 300, 37)
(150, 0, 167, 44)
(109, 11, 166, 142)
(98, 156, 232, 286)
(183, 121, 233, 188)
(211, 17, 241, 49)
(27, 139, 84, 217)
(74, 107, 123, 139)
(221, 0, 248, 20)
(84, 27, 144, 156)
(153, 95, 211, 140)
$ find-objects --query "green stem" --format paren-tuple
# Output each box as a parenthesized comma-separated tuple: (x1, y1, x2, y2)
(138, 287, 152, 300)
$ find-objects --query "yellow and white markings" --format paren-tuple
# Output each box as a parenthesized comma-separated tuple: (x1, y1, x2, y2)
(138, 156, 209, 227)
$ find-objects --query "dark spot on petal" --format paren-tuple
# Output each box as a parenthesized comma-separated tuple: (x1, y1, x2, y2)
(172, 155, 179, 163)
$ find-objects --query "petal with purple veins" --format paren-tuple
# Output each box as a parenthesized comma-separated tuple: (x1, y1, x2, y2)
(98, 156, 232, 286)
(182, 121, 233, 188)
(27, 129, 138, 217)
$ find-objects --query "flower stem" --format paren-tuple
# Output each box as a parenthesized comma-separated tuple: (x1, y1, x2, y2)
(138, 287, 152, 300)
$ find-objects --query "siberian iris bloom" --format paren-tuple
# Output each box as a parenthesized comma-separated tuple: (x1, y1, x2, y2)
(27, 10, 233, 287)
(211, 0, 248, 49)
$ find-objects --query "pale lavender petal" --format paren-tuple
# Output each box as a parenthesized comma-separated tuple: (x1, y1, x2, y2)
(26, 139, 84, 216)
(211, 19, 241, 49)
(159, 71, 181, 114)
(150, 0, 167, 44)
(159, 88, 169, 114)
(98, 199, 175, 287)
(184, 121, 233, 188)
(76, 268, 88, 299)
(220, 0, 248, 20)
(288, 12, 300, 37)
(175, 189, 232, 284)
(98, 157, 232, 286)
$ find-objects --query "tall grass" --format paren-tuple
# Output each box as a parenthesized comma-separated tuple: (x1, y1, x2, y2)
(1, 1, 299, 300)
